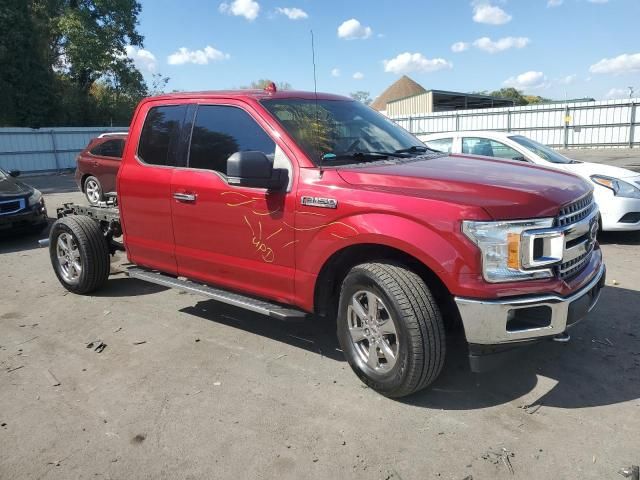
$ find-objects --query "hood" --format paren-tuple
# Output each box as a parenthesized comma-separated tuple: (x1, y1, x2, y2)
(558, 160, 640, 181)
(337, 154, 592, 220)
(0, 174, 33, 198)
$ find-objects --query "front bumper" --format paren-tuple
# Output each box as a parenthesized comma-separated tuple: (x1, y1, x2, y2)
(596, 187, 640, 231)
(455, 263, 606, 345)
(0, 204, 48, 232)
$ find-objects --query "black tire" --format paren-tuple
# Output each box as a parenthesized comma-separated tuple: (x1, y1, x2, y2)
(84, 175, 103, 205)
(337, 262, 445, 398)
(49, 216, 110, 294)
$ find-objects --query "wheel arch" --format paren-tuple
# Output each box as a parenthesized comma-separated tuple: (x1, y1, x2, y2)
(313, 243, 461, 330)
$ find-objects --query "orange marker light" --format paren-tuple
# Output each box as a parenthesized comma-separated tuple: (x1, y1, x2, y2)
(507, 233, 521, 269)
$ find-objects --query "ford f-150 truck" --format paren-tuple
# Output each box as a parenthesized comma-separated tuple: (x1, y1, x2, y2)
(45, 86, 605, 398)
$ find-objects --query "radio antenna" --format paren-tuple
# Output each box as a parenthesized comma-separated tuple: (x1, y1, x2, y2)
(310, 29, 323, 174)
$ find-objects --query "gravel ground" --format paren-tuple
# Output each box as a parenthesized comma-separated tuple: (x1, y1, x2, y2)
(1, 174, 639, 480)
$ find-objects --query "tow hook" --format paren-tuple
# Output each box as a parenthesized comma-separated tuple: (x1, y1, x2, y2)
(552, 332, 571, 343)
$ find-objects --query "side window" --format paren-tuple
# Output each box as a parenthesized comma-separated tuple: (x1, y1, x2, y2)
(91, 139, 125, 159)
(189, 105, 276, 175)
(424, 138, 453, 153)
(462, 137, 524, 160)
(138, 106, 187, 166)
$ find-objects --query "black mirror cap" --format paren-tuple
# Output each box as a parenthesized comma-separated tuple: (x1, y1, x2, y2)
(227, 151, 272, 179)
(9, 170, 21, 177)
(228, 168, 288, 191)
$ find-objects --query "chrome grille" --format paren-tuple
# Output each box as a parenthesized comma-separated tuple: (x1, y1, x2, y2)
(557, 193, 598, 280)
(557, 193, 595, 227)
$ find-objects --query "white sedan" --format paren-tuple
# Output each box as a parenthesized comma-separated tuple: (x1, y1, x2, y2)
(420, 130, 640, 231)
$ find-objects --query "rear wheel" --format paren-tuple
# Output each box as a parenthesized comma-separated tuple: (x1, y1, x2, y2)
(49, 216, 110, 294)
(84, 176, 103, 205)
(337, 262, 445, 398)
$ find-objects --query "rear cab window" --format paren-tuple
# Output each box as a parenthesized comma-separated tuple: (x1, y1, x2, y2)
(137, 105, 188, 167)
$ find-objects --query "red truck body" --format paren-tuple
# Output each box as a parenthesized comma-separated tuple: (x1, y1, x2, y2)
(117, 90, 602, 312)
(48, 87, 605, 397)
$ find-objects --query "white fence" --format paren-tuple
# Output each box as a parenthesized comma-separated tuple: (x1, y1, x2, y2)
(390, 98, 640, 149)
(0, 127, 128, 174)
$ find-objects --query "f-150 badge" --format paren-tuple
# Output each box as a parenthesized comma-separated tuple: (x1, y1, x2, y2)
(301, 196, 338, 209)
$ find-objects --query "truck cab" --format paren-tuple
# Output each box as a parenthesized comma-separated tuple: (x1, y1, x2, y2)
(47, 87, 605, 398)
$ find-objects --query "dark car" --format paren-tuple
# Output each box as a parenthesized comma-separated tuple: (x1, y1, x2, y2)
(75, 132, 126, 204)
(0, 168, 48, 234)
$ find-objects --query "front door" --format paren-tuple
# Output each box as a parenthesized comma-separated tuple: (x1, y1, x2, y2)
(170, 102, 297, 304)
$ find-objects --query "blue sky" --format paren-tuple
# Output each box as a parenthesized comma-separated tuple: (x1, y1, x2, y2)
(130, 0, 640, 101)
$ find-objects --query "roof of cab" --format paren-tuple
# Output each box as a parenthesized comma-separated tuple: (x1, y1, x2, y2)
(144, 90, 352, 103)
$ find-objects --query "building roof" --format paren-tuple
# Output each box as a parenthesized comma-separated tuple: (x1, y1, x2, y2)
(370, 75, 427, 111)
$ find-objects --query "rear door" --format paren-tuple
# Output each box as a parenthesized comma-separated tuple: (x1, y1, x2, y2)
(89, 138, 125, 192)
(170, 101, 297, 303)
(118, 103, 189, 275)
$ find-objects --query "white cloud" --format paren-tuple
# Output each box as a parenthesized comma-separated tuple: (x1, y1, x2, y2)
(472, 3, 512, 25)
(451, 42, 470, 53)
(337, 18, 372, 40)
(559, 74, 577, 85)
(167, 46, 230, 65)
(473, 36, 529, 53)
(276, 7, 308, 20)
(547, 0, 563, 6)
(503, 71, 548, 89)
(589, 52, 640, 75)
(219, 0, 260, 21)
(353, 72, 364, 80)
(125, 45, 157, 73)
(331, 68, 341, 77)
(383, 52, 452, 75)
(604, 88, 628, 99)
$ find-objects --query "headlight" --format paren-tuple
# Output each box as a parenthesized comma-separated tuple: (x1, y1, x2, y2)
(28, 189, 43, 206)
(463, 219, 560, 283)
(591, 175, 640, 199)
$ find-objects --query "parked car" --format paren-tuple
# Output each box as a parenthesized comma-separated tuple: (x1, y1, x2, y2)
(420, 131, 640, 231)
(75, 132, 127, 205)
(45, 87, 604, 398)
(0, 168, 48, 233)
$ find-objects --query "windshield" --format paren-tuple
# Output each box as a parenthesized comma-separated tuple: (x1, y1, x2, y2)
(509, 135, 573, 164)
(261, 98, 430, 165)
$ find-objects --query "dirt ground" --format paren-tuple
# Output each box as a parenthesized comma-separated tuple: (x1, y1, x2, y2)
(1, 173, 639, 480)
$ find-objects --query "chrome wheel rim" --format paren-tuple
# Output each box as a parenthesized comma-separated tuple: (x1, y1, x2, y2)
(347, 290, 399, 372)
(56, 232, 81, 284)
(85, 179, 101, 204)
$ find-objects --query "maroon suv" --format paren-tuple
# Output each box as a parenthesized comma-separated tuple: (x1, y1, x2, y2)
(75, 132, 127, 204)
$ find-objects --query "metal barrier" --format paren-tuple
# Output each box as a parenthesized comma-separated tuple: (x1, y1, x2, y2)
(0, 127, 128, 174)
(390, 98, 639, 149)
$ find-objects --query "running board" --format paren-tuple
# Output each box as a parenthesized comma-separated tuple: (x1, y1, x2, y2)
(127, 267, 308, 321)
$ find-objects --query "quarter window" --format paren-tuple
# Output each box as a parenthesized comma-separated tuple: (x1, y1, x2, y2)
(462, 137, 525, 161)
(424, 138, 453, 154)
(138, 105, 187, 166)
(188, 105, 277, 174)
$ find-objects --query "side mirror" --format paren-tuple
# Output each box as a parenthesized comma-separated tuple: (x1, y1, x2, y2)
(227, 151, 288, 191)
(9, 170, 21, 177)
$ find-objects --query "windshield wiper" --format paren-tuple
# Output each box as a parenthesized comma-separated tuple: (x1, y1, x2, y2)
(324, 151, 401, 162)
(394, 145, 440, 154)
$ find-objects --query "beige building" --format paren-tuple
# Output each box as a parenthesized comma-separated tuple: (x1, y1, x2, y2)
(372, 75, 514, 117)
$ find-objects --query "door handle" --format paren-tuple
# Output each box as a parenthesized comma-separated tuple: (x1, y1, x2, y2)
(173, 192, 197, 202)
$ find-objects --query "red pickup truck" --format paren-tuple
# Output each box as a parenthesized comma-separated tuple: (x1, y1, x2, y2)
(46, 86, 605, 397)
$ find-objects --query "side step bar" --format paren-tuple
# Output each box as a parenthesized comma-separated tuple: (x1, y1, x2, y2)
(127, 267, 308, 321)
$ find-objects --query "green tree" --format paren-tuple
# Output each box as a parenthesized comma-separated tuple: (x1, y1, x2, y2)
(350, 91, 372, 105)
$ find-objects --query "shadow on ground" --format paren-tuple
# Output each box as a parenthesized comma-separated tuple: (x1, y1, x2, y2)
(24, 172, 78, 194)
(0, 222, 51, 254)
(598, 230, 640, 245)
(182, 285, 640, 410)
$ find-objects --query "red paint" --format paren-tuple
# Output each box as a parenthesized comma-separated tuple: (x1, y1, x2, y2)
(117, 90, 602, 313)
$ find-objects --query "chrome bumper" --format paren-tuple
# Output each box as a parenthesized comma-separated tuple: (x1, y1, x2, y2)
(455, 264, 606, 345)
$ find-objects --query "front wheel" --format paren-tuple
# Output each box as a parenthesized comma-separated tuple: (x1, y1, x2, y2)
(337, 262, 445, 398)
(49, 216, 110, 294)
